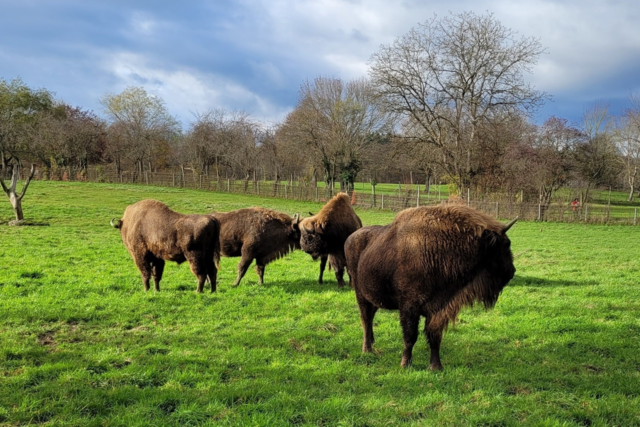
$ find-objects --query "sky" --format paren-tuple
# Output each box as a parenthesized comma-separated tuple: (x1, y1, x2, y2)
(1, 0, 639, 130)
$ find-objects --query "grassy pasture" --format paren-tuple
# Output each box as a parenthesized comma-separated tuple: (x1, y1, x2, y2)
(1, 181, 639, 426)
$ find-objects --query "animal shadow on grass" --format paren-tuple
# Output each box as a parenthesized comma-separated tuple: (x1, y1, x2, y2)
(1, 219, 50, 226)
(509, 275, 595, 288)
(275, 278, 354, 295)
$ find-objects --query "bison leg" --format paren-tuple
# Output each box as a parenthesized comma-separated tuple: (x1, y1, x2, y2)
(232, 255, 253, 287)
(186, 252, 209, 293)
(318, 254, 328, 284)
(151, 258, 165, 292)
(133, 253, 153, 291)
(424, 319, 444, 371)
(254, 259, 266, 285)
(357, 296, 378, 353)
(207, 257, 217, 293)
(399, 309, 421, 368)
(329, 254, 347, 288)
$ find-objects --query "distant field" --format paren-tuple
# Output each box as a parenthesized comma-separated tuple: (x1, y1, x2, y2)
(1, 181, 639, 426)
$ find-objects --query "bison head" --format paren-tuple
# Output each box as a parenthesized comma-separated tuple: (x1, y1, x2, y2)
(299, 217, 329, 259)
(479, 216, 518, 299)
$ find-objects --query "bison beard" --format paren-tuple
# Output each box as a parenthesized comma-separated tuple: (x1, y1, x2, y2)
(345, 204, 517, 370)
(299, 193, 362, 287)
(210, 208, 301, 287)
(112, 199, 221, 293)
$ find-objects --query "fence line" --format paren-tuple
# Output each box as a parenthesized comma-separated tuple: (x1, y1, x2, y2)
(18, 166, 640, 225)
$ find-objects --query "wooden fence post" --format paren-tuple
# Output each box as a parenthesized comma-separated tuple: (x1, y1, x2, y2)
(382, 194, 385, 210)
(416, 185, 420, 207)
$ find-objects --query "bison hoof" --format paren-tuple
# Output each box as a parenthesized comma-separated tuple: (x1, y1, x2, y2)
(401, 357, 412, 368)
(429, 363, 443, 371)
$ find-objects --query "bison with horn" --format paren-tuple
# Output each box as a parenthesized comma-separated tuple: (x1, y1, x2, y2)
(210, 208, 302, 287)
(344, 204, 517, 370)
(299, 193, 362, 287)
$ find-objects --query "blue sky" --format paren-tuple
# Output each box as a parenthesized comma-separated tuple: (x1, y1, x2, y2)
(1, 0, 639, 130)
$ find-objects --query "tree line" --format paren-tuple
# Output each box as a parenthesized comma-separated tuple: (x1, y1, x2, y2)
(2, 11, 640, 215)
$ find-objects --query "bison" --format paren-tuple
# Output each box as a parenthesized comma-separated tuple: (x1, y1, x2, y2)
(299, 193, 362, 287)
(344, 204, 517, 370)
(111, 199, 221, 293)
(210, 208, 301, 287)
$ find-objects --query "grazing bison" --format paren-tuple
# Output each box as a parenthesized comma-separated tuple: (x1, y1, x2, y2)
(299, 193, 362, 287)
(210, 208, 301, 286)
(111, 199, 221, 293)
(344, 204, 517, 370)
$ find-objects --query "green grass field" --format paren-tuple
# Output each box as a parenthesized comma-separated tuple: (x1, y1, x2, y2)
(1, 181, 639, 426)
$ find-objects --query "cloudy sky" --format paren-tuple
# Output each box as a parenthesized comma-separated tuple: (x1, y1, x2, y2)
(1, 0, 639, 129)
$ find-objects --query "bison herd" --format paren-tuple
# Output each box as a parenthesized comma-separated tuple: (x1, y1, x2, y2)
(111, 193, 517, 370)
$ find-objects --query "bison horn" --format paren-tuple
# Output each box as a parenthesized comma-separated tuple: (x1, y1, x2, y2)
(110, 218, 117, 228)
(302, 222, 313, 233)
(503, 216, 518, 232)
(293, 213, 299, 225)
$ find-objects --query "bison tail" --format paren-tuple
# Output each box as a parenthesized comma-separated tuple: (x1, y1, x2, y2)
(212, 235, 221, 270)
(110, 218, 123, 229)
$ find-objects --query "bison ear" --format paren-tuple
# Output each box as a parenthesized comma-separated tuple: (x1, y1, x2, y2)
(503, 217, 518, 234)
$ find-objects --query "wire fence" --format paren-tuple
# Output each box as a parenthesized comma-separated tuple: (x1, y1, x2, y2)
(21, 166, 640, 225)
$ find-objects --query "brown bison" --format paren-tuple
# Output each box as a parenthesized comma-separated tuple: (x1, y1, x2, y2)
(299, 193, 362, 287)
(111, 199, 221, 293)
(344, 204, 517, 370)
(210, 208, 301, 287)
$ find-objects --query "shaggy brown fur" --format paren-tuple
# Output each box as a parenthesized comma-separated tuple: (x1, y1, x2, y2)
(210, 207, 301, 286)
(299, 193, 362, 287)
(344, 204, 517, 370)
(111, 199, 221, 293)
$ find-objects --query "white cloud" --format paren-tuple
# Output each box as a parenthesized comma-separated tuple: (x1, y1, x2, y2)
(129, 12, 157, 36)
(102, 52, 291, 127)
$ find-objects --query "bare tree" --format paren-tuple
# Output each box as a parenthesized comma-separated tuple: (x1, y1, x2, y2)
(182, 109, 231, 178)
(101, 87, 180, 180)
(369, 11, 546, 195)
(0, 163, 35, 223)
(574, 103, 620, 202)
(182, 109, 258, 181)
(617, 94, 640, 201)
(503, 117, 578, 218)
(279, 76, 394, 195)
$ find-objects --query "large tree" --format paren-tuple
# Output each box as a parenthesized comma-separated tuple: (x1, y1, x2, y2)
(181, 109, 259, 181)
(0, 77, 55, 170)
(278, 77, 394, 194)
(369, 11, 546, 195)
(22, 104, 106, 178)
(101, 87, 180, 179)
(574, 103, 620, 202)
(503, 117, 579, 218)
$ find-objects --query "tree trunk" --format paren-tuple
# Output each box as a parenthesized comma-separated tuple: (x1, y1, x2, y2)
(0, 164, 36, 222)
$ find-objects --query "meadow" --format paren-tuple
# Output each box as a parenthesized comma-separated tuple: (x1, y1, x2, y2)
(0, 181, 639, 426)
